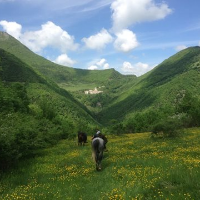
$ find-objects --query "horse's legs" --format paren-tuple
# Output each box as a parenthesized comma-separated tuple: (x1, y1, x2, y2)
(98, 162, 102, 171)
(92, 139, 104, 171)
(98, 151, 103, 170)
(96, 161, 101, 171)
(96, 163, 99, 171)
(95, 151, 103, 171)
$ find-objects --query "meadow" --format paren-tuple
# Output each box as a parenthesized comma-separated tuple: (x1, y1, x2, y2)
(1, 128, 200, 200)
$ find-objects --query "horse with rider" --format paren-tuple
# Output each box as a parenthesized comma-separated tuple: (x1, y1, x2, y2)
(91, 129, 108, 171)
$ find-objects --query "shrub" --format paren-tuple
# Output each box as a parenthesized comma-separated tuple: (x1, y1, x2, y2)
(152, 117, 183, 137)
(176, 91, 200, 127)
(0, 112, 71, 169)
(0, 112, 39, 169)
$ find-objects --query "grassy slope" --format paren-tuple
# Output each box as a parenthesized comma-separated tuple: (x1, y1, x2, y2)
(0, 32, 138, 119)
(0, 32, 135, 87)
(0, 48, 98, 125)
(1, 128, 200, 199)
(98, 47, 200, 124)
(0, 32, 137, 115)
(0, 48, 46, 83)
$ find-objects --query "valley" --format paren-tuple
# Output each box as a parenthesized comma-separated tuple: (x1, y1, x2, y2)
(1, 31, 200, 170)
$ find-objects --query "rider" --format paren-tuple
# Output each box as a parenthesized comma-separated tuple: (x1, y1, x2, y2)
(92, 130, 108, 151)
(93, 130, 101, 138)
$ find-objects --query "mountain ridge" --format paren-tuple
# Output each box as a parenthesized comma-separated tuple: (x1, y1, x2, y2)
(0, 47, 99, 127)
(98, 46, 200, 124)
(0, 31, 135, 86)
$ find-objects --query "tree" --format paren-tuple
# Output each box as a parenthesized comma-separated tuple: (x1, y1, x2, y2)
(177, 91, 200, 127)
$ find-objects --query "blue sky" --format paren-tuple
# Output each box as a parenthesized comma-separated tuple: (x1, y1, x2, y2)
(0, 0, 200, 76)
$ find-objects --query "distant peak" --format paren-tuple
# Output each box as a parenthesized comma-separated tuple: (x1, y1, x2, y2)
(182, 46, 200, 51)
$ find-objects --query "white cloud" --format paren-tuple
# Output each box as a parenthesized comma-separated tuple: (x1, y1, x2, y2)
(97, 58, 106, 66)
(103, 63, 110, 69)
(54, 54, 76, 67)
(0, 20, 79, 54)
(198, 41, 200, 47)
(88, 65, 98, 70)
(175, 45, 187, 52)
(114, 29, 139, 52)
(88, 58, 110, 70)
(121, 61, 153, 76)
(21, 21, 78, 53)
(111, 0, 172, 31)
(82, 28, 113, 50)
(0, 20, 22, 39)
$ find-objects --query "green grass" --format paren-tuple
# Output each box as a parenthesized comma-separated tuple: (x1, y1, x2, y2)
(1, 128, 200, 199)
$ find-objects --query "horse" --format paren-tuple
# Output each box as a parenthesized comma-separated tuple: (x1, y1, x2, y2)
(93, 133, 108, 151)
(78, 131, 87, 146)
(91, 137, 104, 171)
(100, 134, 108, 147)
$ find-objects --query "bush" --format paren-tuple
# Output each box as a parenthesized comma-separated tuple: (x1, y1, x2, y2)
(0, 130, 18, 169)
(152, 117, 183, 137)
(123, 105, 175, 133)
(0, 82, 29, 113)
(0, 112, 75, 169)
(0, 112, 37, 169)
(39, 98, 56, 120)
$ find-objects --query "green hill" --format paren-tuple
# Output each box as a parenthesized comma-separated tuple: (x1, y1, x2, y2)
(0, 47, 101, 168)
(1, 31, 200, 169)
(0, 46, 100, 123)
(0, 48, 45, 83)
(0, 32, 135, 88)
(98, 47, 200, 125)
(0, 31, 136, 115)
(1, 31, 200, 129)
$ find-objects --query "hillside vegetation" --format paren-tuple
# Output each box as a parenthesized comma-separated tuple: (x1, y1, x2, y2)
(0, 32, 136, 86)
(0, 31, 136, 113)
(0, 48, 99, 169)
(99, 47, 200, 132)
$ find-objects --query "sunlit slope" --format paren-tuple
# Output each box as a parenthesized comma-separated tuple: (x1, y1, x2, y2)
(0, 48, 98, 125)
(0, 32, 135, 88)
(98, 47, 200, 124)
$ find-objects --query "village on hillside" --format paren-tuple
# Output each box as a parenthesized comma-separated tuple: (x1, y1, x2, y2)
(84, 87, 104, 94)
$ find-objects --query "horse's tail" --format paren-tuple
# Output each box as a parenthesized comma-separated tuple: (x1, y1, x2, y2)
(92, 139, 99, 162)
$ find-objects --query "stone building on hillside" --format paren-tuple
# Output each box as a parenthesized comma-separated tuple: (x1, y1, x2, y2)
(84, 87, 103, 95)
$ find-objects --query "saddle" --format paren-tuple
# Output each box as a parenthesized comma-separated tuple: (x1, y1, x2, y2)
(93, 133, 107, 144)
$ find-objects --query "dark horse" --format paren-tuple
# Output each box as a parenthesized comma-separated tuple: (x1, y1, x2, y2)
(78, 131, 87, 146)
(91, 137, 104, 171)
